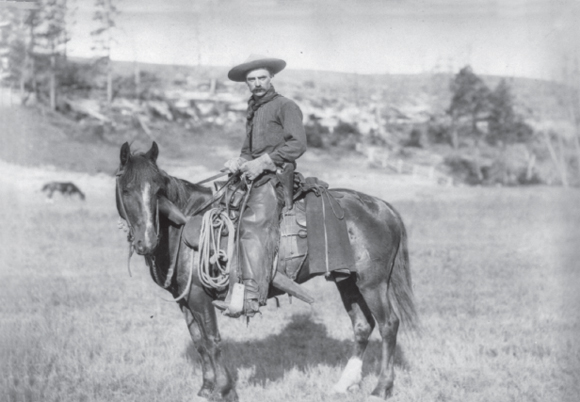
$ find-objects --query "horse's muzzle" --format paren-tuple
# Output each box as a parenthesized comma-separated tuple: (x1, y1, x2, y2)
(133, 237, 158, 255)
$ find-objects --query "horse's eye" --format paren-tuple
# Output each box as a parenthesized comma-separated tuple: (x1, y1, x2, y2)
(122, 185, 133, 194)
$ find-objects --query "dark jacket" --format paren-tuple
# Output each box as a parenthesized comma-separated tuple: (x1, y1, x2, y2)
(240, 96, 307, 166)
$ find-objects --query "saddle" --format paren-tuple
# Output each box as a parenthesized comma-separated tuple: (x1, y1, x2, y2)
(179, 171, 356, 304)
(205, 173, 356, 282)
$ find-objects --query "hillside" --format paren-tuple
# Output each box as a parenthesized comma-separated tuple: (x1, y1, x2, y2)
(104, 58, 567, 121)
(0, 100, 422, 200)
(2, 58, 577, 187)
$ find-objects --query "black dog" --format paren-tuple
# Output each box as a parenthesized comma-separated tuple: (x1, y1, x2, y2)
(42, 182, 86, 200)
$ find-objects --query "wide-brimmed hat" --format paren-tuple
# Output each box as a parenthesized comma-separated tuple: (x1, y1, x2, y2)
(228, 54, 286, 82)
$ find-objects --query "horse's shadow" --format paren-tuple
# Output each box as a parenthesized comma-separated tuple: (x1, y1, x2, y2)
(185, 313, 408, 385)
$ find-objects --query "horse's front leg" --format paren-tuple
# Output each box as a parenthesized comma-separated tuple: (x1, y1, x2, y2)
(180, 303, 217, 398)
(179, 288, 238, 402)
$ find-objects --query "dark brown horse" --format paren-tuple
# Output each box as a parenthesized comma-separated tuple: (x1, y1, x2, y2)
(115, 142, 417, 401)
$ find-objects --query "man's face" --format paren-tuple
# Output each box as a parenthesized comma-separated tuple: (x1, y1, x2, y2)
(246, 68, 272, 98)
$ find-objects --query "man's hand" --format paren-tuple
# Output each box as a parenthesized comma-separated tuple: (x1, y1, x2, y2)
(224, 157, 247, 174)
(240, 154, 276, 181)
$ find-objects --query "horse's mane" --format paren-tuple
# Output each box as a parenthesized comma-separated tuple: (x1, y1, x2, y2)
(163, 173, 211, 210)
(120, 151, 211, 210)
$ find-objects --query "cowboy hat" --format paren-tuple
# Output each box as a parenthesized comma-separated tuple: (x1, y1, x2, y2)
(228, 54, 286, 82)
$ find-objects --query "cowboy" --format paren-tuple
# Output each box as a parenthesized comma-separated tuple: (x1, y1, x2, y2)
(213, 55, 307, 317)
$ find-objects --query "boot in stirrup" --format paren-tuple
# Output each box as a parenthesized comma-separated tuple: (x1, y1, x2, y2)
(212, 282, 244, 317)
(239, 279, 261, 318)
(213, 279, 261, 318)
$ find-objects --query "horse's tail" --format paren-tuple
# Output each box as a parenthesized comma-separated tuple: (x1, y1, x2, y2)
(388, 215, 419, 333)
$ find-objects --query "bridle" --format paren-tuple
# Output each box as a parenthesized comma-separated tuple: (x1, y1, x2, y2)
(115, 171, 160, 276)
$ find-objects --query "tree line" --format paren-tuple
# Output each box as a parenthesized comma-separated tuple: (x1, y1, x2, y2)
(444, 66, 579, 186)
(0, 0, 117, 110)
(447, 66, 533, 149)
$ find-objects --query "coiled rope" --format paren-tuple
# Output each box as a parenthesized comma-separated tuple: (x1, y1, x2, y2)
(197, 208, 236, 289)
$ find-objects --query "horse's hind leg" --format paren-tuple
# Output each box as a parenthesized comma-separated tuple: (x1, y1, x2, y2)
(333, 276, 375, 393)
(359, 280, 400, 399)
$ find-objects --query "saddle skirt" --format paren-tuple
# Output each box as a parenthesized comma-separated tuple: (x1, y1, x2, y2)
(277, 200, 308, 280)
(278, 186, 356, 282)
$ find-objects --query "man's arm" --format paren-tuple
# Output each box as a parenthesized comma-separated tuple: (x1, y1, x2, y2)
(269, 101, 307, 165)
(240, 133, 252, 161)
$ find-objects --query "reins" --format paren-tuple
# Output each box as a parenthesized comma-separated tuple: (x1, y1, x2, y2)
(116, 174, 135, 277)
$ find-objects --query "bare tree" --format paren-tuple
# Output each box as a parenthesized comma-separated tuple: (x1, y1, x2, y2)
(562, 59, 580, 180)
(91, 0, 118, 108)
(35, 0, 70, 110)
(1, 2, 41, 104)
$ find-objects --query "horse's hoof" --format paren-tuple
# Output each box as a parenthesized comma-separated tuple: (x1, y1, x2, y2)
(332, 383, 360, 394)
(197, 386, 213, 399)
(370, 384, 393, 400)
(209, 388, 238, 402)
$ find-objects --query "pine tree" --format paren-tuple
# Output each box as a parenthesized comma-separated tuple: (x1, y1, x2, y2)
(448, 66, 491, 148)
(487, 79, 533, 147)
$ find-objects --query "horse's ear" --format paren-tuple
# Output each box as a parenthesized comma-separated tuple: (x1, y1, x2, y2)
(145, 141, 159, 163)
(120, 142, 131, 166)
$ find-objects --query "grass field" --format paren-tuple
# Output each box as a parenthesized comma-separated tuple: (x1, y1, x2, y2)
(1, 154, 579, 402)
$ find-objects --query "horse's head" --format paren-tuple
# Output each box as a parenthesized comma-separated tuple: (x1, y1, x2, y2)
(116, 142, 165, 255)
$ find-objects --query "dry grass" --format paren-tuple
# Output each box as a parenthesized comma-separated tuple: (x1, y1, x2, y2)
(1, 166, 579, 401)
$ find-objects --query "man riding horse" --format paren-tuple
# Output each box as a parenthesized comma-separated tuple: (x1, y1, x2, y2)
(212, 55, 307, 318)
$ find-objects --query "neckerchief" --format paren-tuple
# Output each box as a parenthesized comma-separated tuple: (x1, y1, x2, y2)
(246, 85, 280, 151)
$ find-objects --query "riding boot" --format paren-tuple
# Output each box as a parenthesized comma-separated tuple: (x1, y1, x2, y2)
(240, 278, 260, 317)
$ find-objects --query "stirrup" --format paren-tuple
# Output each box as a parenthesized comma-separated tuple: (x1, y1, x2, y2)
(212, 300, 230, 311)
(212, 282, 246, 317)
(216, 299, 260, 319)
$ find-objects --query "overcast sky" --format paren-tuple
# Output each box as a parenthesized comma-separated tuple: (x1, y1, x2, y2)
(66, 0, 579, 81)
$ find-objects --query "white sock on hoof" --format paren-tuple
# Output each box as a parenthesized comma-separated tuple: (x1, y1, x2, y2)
(332, 357, 363, 394)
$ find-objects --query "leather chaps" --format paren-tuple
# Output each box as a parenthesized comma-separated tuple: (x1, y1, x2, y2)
(232, 180, 283, 304)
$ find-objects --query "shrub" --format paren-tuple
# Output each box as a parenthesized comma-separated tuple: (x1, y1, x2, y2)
(427, 121, 450, 145)
(444, 155, 483, 185)
(305, 124, 325, 148)
(325, 121, 360, 148)
(403, 127, 423, 148)
(57, 62, 98, 93)
(304, 115, 329, 148)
